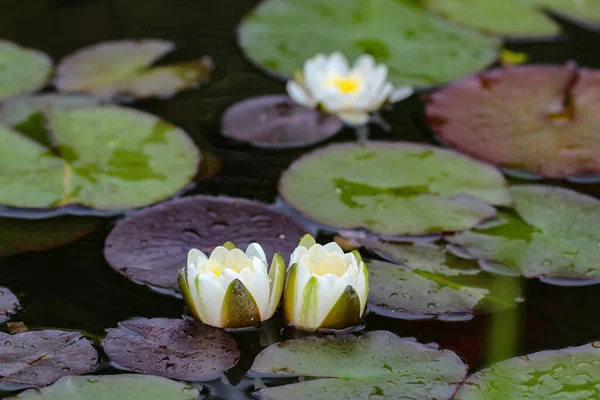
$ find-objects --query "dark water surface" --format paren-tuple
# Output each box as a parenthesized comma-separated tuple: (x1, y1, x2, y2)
(2, 1, 600, 399)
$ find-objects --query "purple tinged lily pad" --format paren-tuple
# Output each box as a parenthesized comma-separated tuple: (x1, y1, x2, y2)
(0, 288, 20, 322)
(221, 95, 343, 149)
(0, 330, 98, 389)
(102, 318, 239, 381)
(104, 195, 305, 292)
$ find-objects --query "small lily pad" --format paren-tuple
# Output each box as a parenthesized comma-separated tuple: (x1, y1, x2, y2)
(454, 342, 600, 399)
(0, 217, 99, 258)
(423, 0, 600, 37)
(0, 106, 200, 213)
(104, 195, 305, 292)
(251, 330, 467, 400)
(56, 40, 212, 101)
(427, 65, 600, 179)
(0, 288, 20, 322)
(279, 142, 510, 237)
(6, 374, 200, 400)
(0, 41, 52, 101)
(102, 318, 240, 380)
(221, 95, 343, 149)
(0, 330, 98, 389)
(448, 185, 600, 283)
(238, 0, 499, 87)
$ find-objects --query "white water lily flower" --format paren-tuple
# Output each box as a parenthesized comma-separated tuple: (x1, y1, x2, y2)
(283, 234, 369, 331)
(286, 52, 413, 125)
(178, 242, 285, 329)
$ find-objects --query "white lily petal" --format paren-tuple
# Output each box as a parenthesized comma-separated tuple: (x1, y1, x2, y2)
(314, 273, 346, 327)
(336, 110, 370, 126)
(351, 54, 375, 78)
(243, 259, 271, 319)
(289, 246, 308, 268)
(320, 87, 346, 112)
(323, 242, 344, 255)
(293, 260, 313, 323)
(326, 52, 349, 77)
(369, 82, 394, 110)
(343, 253, 359, 270)
(286, 80, 317, 108)
(210, 246, 230, 265)
(221, 268, 242, 288)
(304, 55, 328, 98)
(389, 86, 414, 103)
(196, 274, 227, 327)
(187, 249, 206, 269)
(245, 243, 267, 265)
(306, 244, 330, 265)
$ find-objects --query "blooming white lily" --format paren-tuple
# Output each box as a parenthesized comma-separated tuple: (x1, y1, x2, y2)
(178, 242, 285, 329)
(283, 234, 368, 331)
(286, 52, 413, 125)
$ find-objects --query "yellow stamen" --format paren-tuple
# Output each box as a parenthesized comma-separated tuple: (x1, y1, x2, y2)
(332, 78, 359, 94)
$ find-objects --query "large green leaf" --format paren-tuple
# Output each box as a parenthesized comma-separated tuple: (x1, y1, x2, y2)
(279, 142, 510, 236)
(238, 0, 499, 87)
(0, 40, 52, 101)
(7, 375, 199, 400)
(448, 185, 600, 282)
(424, 0, 600, 36)
(0, 106, 200, 212)
(251, 330, 467, 399)
(455, 342, 600, 399)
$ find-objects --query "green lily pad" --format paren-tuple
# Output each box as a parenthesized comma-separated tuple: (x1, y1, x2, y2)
(447, 185, 600, 283)
(56, 40, 212, 101)
(454, 342, 600, 399)
(0, 40, 52, 101)
(251, 330, 467, 399)
(0, 106, 200, 213)
(423, 0, 600, 37)
(0, 287, 20, 322)
(238, 0, 499, 87)
(6, 374, 200, 400)
(279, 142, 510, 237)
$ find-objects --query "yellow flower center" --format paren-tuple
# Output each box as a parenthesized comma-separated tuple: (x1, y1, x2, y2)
(332, 77, 360, 94)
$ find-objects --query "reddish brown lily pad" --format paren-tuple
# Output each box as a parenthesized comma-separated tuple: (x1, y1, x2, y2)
(0, 288, 20, 322)
(0, 330, 98, 389)
(104, 195, 305, 292)
(427, 64, 600, 179)
(221, 95, 343, 149)
(102, 318, 239, 381)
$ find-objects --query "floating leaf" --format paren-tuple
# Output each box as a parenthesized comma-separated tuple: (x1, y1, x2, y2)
(251, 330, 467, 399)
(0, 330, 98, 389)
(102, 318, 240, 380)
(0, 287, 20, 322)
(56, 40, 212, 100)
(6, 374, 199, 400)
(427, 64, 600, 179)
(0, 41, 52, 101)
(279, 142, 510, 237)
(0, 106, 200, 213)
(104, 195, 305, 292)
(423, 0, 600, 36)
(238, 0, 499, 87)
(221, 95, 343, 149)
(0, 217, 99, 258)
(454, 342, 600, 399)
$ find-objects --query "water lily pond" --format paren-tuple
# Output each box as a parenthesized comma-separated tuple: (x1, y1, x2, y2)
(3, 0, 600, 399)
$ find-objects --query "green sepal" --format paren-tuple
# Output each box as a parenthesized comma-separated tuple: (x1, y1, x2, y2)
(283, 263, 298, 325)
(222, 241, 237, 250)
(298, 234, 316, 249)
(351, 249, 363, 263)
(319, 285, 361, 330)
(222, 279, 262, 328)
(266, 253, 285, 320)
(297, 276, 319, 332)
(177, 266, 202, 321)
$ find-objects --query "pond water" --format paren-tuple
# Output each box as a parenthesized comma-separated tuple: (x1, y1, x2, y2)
(2, 1, 600, 399)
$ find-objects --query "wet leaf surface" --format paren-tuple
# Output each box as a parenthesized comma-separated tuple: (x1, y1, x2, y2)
(102, 318, 239, 380)
(0, 106, 200, 213)
(0, 330, 98, 389)
(448, 185, 600, 282)
(0, 288, 20, 323)
(104, 195, 305, 291)
(221, 95, 343, 149)
(427, 64, 600, 179)
(6, 374, 200, 400)
(279, 141, 510, 237)
(238, 0, 499, 87)
(251, 330, 467, 399)
(454, 342, 600, 399)
(0, 41, 52, 101)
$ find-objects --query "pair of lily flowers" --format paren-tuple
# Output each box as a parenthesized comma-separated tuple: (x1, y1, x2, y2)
(178, 234, 368, 331)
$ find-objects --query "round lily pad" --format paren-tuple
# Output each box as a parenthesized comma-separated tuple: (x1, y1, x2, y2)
(427, 64, 600, 179)
(238, 0, 499, 87)
(251, 330, 467, 400)
(0, 106, 200, 213)
(6, 374, 200, 400)
(279, 142, 510, 237)
(0, 40, 52, 101)
(0, 330, 98, 389)
(56, 40, 212, 101)
(0, 287, 20, 322)
(447, 185, 600, 283)
(221, 95, 343, 149)
(104, 195, 305, 292)
(423, 0, 600, 37)
(102, 318, 240, 380)
(455, 342, 600, 399)
(0, 217, 99, 258)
